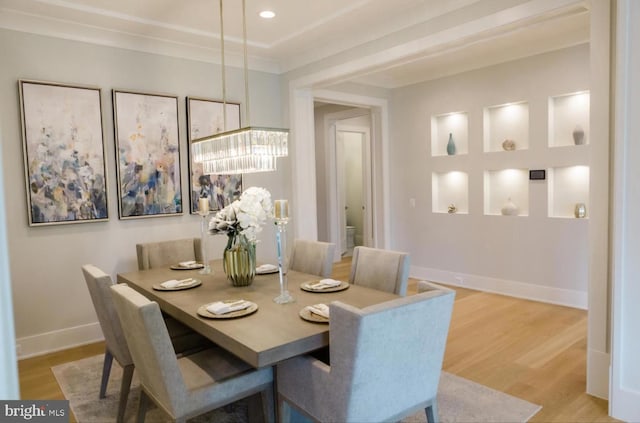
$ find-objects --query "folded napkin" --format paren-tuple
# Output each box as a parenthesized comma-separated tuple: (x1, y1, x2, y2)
(307, 304, 330, 319)
(256, 264, 278, 272)
(179, 260, 197, 267)
(207, 300, 251, 315)
(160, 278, 194, 288)
(309, 278, 342, 290)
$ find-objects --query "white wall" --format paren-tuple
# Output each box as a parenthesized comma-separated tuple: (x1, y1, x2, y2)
(610, 0, 640, 419)
(0, 28, 287, 358)
(390, 44, 591, 308)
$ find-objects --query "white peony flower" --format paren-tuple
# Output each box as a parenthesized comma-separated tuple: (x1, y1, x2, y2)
(207, 187, 273, 242)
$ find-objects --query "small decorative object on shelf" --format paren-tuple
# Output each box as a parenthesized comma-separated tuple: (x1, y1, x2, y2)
(447, 204, 457, 214)
(273, 199, 294, 304)
(574, 203, 587, 218)
(208, 187, 272, 287)
(501, 197, 519, 216)
(446, 133, 456, 156)
(572, 125, 585, 145)
(502, 139, 516, 151)
(198, 196, 212, 274)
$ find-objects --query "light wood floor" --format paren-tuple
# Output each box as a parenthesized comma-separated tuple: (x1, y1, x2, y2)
(18, 258, 617, 422)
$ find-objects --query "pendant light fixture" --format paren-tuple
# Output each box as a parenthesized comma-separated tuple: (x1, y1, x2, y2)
(192, 0, 288, 175)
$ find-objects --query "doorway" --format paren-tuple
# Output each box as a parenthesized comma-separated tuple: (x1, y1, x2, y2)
(336, 124, 372, 256)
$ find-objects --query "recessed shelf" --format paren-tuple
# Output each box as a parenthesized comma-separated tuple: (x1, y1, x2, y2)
(548, 91, 590, 147)
(432, 171, 468, 214)
(483, 168, 529, 216)
(431, 112, 468, 156)
(483, 102, 529, 152)
(548, 165, 590, 218)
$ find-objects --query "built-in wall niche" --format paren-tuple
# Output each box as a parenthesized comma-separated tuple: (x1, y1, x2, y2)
(431, 112, 468, 156)
(432, 171, 468, 214)
(548, 165, 590, 218)
(548, 90, 590, 147)
(483, 102, 529, 152)
(483, 168, 529, 216)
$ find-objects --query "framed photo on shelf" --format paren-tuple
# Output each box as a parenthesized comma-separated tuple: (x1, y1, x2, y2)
(186, 97, 242, 213)
(113, 90, 182, 219)
(18, 79, 109, 226)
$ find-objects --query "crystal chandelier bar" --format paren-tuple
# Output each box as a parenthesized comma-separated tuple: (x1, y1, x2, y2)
(201, 154, 276, 175)
(192, 126, 288, 175)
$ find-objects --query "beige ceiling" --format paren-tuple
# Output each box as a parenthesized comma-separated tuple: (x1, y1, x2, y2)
(0, 0, 590, 88)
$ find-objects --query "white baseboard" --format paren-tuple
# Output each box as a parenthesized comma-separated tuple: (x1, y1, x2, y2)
(16, 322, 103, 359)
(610, 384, 640, 422)
(410, 266, 588, 309)
(587, 348, 610, 399)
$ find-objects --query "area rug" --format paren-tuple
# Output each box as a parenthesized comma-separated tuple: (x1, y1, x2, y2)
(52, 354, 541, 422)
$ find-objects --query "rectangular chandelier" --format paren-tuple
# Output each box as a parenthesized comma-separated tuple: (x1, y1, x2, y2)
(192, 126, 288, 174)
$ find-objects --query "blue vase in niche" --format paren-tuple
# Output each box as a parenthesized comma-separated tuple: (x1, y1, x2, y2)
(446, 133, 456, 155)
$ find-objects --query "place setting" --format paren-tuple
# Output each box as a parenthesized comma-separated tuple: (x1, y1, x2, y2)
(152, 277, 202, 291)
(299, 303, 330, 323)
(169, 260, 205, 270)
(300, 278, 349, 293)
(256, 263, 279, 275)
(197, 299, 258, 319)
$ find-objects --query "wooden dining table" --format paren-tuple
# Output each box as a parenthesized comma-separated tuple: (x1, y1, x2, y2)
(117, 260, 398, 368)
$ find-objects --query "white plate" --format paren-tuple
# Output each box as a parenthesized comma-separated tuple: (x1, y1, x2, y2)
(170, 263, 205, 270)
(256, 265, 279, 275)
(299, 307, 329, 323)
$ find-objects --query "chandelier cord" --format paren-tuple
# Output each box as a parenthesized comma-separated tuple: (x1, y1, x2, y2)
(219, 0, 227, 131)
(242, 0, 250, 126)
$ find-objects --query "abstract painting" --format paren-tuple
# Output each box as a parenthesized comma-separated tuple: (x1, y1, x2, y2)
(186, 97, 242, 213)
(113, 90, 182, 219)
(19, 80, 108, 226)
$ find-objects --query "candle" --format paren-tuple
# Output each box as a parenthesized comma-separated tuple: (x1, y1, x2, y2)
(274, 199, 288, 219)
(198, 197, 209, 216)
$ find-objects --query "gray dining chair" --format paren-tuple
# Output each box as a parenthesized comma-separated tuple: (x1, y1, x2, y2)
(136, 238, 203, 270)
(289, 239, 336, 278)
(136, 237, 210, 354)
(349, 246, 410, 296)
(276, 287, 455, 423)
(82, 264, 134, 423)
(110, 283, 274, 423)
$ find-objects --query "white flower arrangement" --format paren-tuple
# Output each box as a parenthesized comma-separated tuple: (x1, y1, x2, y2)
(208, 186, 273, 243)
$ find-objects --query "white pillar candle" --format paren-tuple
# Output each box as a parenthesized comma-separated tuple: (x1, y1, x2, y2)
(274, 199, 289, 219)
(198, 197, 209, 216)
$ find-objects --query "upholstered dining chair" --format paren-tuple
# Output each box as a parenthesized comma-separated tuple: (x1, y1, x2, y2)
(110, 284, 275, 423)
(81, 264, 134, 423)
(276, 287, 455, 423)
(288, 239, 336, 278)
(136, 237, 210, 354)
(136, 238, 202, 270)
(349, 246, 410, 296)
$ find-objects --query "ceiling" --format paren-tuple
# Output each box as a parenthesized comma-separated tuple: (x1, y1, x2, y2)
(0, 0, 590, 88)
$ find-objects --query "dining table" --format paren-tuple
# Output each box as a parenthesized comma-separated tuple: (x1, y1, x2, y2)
(116, 260, 398, 368)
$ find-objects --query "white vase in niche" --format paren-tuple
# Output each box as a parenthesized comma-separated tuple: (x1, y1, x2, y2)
(572, 125, 585, 145)
(501, 198, 519, 216)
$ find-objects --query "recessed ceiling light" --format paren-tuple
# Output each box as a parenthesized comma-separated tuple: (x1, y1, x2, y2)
(259, 10, 275, 19)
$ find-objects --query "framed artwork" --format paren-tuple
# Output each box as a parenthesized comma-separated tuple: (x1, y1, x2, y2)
(113, 90, 182, 219)
(18, 80, 109, 226)
(186, 97, 242, 213)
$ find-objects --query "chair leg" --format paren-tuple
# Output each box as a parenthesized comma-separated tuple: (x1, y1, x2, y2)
(116, 364, 134, 423)
(99, 349, 113, 399)
(137, 390, 150, 423)
(425, 401, 439, 423)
